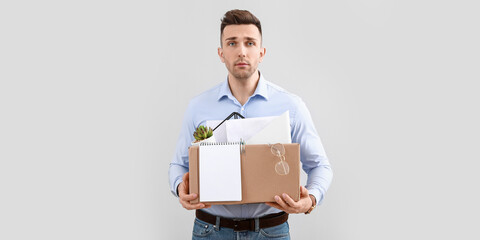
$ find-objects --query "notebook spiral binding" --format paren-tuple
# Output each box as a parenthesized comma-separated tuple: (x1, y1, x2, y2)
(200, 139, 246, 154)
(199, 142, 242, 146)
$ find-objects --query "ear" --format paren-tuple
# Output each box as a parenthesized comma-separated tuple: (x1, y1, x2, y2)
(217, 47, 225, 63)
(259, 47, 266, 63)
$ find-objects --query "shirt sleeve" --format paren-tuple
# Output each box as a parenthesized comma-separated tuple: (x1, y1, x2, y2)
(291, 99, 333, 205)
(168, 102, 196, 197)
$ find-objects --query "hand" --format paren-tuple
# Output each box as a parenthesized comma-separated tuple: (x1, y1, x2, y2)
(178, 172, 211, 210)
(265, 186, 312, 214)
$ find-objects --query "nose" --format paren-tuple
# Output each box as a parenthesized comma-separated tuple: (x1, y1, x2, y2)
(238, 45, 246, 57)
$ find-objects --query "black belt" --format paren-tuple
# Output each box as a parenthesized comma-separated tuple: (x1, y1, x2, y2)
(195, 210, 288, 232)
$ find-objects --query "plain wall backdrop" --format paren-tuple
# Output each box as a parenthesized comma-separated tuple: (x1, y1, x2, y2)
(1, 0, 479, 239)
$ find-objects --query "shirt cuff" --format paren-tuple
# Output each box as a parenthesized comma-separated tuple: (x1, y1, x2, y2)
(172, 177, 183, 198)
(306, 188, 323, 205)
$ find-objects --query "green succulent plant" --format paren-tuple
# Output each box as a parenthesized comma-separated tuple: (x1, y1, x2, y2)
(193, 125, 213, 142)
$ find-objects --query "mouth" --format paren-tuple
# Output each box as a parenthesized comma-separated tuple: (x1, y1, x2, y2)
(236, 62, 249, 67)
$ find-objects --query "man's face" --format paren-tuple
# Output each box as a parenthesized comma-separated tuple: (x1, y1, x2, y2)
(218, 24, 266, 80)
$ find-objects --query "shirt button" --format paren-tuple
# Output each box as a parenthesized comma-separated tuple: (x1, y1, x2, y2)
(241, 107, 244, 111)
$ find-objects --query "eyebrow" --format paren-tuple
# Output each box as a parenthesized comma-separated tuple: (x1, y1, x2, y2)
(224, 37, 258, 42)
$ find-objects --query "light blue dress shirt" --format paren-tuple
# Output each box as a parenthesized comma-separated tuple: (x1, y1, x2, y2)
(169, 72, 333, 218)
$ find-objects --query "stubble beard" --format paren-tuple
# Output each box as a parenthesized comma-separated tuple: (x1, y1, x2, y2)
(228, 63, 257, 81)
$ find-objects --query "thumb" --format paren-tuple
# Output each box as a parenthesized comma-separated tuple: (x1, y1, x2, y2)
(300, 186, 309, 197)
(183, 172, 190, 188)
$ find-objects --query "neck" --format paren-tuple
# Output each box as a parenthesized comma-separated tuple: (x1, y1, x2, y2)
(228, 70, 260, 106)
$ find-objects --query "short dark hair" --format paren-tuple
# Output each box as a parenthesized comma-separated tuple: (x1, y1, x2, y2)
(220, 9, 262, 46)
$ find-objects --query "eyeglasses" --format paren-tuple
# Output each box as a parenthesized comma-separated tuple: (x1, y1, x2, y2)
(269, 143, 290, 175)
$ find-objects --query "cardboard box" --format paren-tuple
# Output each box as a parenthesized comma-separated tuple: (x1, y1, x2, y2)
(189, 144, 300, 205)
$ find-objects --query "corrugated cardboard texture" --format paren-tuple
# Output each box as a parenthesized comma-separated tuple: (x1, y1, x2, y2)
(189, 144, 300, 205)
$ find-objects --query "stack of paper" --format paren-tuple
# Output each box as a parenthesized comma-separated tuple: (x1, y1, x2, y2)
(206, 111, 291, 144)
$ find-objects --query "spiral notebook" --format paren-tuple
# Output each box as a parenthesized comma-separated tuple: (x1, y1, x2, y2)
(198, 142, 242, 202)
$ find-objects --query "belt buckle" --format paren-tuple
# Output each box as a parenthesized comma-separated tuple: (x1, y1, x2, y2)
(232, 218, 253, 232)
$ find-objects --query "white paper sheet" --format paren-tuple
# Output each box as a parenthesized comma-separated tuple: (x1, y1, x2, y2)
(226, 111, 291, 144)
(247, 111, 292, 144)
(206, 120, 227, 143)
(198, 144, 242, 202)
(225, 116, 276, 142)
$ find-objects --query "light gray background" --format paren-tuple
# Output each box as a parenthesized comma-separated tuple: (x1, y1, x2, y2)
(1, 0, 479, 239)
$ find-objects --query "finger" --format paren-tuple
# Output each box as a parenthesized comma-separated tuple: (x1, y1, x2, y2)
(265, 202, 285, 211)
(281, 193, 298, 208)
(182, 202, 207, 210)
(181, 200, 212, 210)
(180, 193, 198, 201)
(274, 195, 291, 210)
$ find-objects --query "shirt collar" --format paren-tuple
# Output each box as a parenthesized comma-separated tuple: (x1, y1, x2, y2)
(217, 71, 269, 101)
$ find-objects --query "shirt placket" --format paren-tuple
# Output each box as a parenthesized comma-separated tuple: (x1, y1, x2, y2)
(240, 106, 246, 116)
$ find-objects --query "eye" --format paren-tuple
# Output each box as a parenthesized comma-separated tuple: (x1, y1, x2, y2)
(248, 42, 254, 46)
(228, 42, 235, 46)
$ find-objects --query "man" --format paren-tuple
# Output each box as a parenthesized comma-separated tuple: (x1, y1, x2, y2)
(169, 9, 333, 239)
